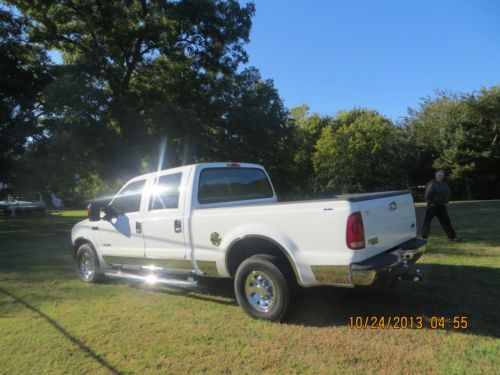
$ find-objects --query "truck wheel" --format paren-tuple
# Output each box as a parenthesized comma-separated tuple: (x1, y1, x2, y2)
(75, 243, 103, 283)
(234, 254, 292, 322)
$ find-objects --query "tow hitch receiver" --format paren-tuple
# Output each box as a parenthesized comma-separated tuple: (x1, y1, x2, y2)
(382, 246, 425, 284)
(394, 267, 423, 282)
(380, 262, 423, 285)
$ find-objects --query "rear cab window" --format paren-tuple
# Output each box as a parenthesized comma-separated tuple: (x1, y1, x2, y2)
(198, 167, 274, 204)
(149, 173, 182, 210)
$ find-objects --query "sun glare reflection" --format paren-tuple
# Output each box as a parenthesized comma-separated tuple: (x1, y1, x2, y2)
(145, 274, 158, 285)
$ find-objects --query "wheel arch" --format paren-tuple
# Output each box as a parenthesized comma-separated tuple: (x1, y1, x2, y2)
(225, 235, 303, 286)
(72, 237, 96, 259)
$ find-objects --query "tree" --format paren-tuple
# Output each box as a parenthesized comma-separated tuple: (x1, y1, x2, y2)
(288, 105, 332, 196)
(8, 0, 255, 177)
(460, 87, 500, 198)
(404, 87, 500, 199)
(431, 89, 500, 199)
(403, 92, 467, 188)
(0, 7, 51, 184)
(198, 68, 294, 196)
(313, 109, 403, 193)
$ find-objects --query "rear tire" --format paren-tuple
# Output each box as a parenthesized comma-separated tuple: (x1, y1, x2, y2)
(234, 254, 293, 322)
(75, 243, 103, 283)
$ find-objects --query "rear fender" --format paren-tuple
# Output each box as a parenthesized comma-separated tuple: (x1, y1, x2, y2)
(220, 223, 309, 285)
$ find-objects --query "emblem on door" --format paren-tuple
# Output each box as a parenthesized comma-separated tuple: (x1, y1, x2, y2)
(389, 201, 397, 211)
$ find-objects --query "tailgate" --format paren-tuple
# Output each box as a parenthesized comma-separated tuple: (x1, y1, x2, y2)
(355, 192, 416, 260)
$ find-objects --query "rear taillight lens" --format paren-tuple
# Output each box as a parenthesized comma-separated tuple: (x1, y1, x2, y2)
(346, 212, 365, 250)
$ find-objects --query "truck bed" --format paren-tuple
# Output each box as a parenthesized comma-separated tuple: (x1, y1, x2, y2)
(199, 190, 411, 208)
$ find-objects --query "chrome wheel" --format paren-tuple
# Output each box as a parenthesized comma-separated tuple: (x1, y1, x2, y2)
(79, 252, 95, 281)
(244, 270, 276, 312)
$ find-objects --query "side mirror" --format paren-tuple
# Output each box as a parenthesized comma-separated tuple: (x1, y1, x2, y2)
(102, 205, 122, 220)
(87, 202, 101, 222)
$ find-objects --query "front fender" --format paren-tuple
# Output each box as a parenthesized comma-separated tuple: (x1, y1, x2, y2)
(71, 219, 100, 256)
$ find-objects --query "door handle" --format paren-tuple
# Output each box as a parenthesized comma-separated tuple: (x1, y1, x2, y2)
(174, 219, 182, 233)
(136, 221, 142, 234)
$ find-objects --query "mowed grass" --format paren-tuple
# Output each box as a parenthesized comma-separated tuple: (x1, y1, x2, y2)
(0, 203, 499, 375)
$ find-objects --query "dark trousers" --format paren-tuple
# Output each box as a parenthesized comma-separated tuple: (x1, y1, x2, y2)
(422, 204, 456, 239)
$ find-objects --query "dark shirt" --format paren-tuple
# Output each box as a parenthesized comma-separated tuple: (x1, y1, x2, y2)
(424, 179, 451, 205)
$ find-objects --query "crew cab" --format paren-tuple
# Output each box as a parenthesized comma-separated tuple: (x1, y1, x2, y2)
(71, 162, 426, 321)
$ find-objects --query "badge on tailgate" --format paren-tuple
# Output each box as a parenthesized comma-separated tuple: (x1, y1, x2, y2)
(389, 201, 397, 211)
(368, 237, 379, 245)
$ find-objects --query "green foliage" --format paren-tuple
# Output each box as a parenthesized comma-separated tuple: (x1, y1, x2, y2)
(288, 105, 332, 196)
(1, 1, 499, 201)
(0, 7, 51, 183)
(404, 92, 467, 185)
(6, 0, 256, 179)
(198, 68, 294, 196)
(73, 172, 117, 201)
(313, 109, 403, 193)
(405, 87, 500, 199)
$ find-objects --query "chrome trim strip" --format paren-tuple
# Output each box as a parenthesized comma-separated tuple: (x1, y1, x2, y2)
(310, 265, 353, 287)
(104, 270, 197, 287)
(102, 256, 193, 270)
(311, 265, 377, 287)
(350, 269, 377, 285)
(196, 260, 219, 277)
(312, 246, 425, 287)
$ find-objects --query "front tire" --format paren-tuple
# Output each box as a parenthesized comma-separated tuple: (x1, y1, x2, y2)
(75, 243, 103, 283)
(234, 255, 292, 322)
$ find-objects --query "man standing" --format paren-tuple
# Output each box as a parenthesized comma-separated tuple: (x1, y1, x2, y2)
(421, 169, 460, 241)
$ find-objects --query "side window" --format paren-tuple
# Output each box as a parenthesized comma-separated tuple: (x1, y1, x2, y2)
(149, 173, 182, 210)
(110, 179, 145, 213)
(198, 168, 274, 204)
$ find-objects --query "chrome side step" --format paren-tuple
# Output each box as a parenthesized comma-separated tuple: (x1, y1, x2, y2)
(110, 263, 204, 276)
(104, 269, 198, 288)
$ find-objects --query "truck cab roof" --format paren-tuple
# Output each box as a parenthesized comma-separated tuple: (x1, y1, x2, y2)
(129, 162, 265, 183)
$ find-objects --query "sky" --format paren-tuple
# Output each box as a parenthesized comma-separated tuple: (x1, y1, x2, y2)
(243, 0, 500, 121)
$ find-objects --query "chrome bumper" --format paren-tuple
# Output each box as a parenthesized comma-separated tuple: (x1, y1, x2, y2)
(311, 238, 427, 287)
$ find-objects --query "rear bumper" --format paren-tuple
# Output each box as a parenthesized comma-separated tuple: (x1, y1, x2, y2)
(311, 238, 427, 287)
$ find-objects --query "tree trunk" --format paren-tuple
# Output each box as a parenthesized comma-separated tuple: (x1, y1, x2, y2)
(465, 177, 473, 200)
(182, 131, 192, 166)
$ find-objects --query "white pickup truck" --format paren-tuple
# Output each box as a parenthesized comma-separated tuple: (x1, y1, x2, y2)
(71, 162, 426, 321)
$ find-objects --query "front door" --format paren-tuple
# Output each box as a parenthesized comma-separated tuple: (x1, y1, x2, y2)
(99, 179, 146, 258)
(141, 169, 188, 259)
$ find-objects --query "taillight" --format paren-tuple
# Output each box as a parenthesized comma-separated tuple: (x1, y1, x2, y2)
(346, 212, 365, 250)
(87, 203, 91, 218)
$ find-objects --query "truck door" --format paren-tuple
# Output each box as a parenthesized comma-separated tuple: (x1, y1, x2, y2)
(142, 170, 188, 260)
(99, 179, 146, 258)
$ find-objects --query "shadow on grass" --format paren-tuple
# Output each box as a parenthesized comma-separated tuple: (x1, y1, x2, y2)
(291, 264, 500, 337)
(135, 264, 500, 338)
(0, 287, 123, 375)
(129, 277, 238, 307)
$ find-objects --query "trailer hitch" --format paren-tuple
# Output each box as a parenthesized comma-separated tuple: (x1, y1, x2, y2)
(395, 267, 422, 282)
(379, 261, 423, 286)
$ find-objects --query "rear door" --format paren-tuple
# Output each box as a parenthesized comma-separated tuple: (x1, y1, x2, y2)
(356, 192, 416, 259)
(142, 168, 189, 259)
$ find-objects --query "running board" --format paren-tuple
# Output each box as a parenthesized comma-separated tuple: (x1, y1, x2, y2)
(110, 264, 205, 276)
(104, 270, 198, 288)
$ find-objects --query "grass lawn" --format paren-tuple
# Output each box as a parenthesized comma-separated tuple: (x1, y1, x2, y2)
(1, 203, 499, 374)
